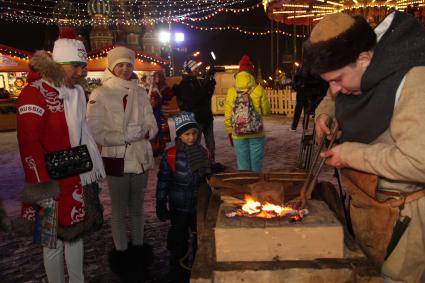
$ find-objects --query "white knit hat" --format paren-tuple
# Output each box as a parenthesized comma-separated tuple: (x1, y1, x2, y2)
(52, 38, 87, 65)
(107, 46, 135, 71)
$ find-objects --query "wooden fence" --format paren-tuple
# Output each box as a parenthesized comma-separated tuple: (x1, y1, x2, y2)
(266, 88, 296, 117)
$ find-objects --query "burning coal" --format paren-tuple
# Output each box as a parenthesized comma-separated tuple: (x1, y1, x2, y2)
(225, 194, 309, 221)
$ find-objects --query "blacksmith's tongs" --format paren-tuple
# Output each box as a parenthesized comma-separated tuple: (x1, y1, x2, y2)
(298, 120, 339, 208)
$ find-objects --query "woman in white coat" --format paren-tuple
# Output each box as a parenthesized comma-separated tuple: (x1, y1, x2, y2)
(87, 46, 157, 281)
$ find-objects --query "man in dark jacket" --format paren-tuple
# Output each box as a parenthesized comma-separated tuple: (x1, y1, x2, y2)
(291, 67, 328, 131)
(173, 59, 217, 164)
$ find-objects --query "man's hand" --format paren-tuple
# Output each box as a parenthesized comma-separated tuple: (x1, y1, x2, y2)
(320, 144, 347, 168)
(315, 114, 331, 143)
(315, 114, 341, 143)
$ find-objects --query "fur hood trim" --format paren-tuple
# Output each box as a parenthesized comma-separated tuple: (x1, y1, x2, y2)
(303, 16, 376, 74)
(29, 51, 67, 87)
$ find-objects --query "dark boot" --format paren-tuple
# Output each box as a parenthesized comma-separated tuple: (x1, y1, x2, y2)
(108, 248, 130, 277)
(126, 243, 154, 282)
(167, 259, 190, 283)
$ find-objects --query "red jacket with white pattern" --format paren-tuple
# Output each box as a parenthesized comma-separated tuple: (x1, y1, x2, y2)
(17, 71, 85, 227)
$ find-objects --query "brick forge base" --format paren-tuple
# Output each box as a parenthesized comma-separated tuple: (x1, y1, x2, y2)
(191, 189, 381, 283)
(213, 268, 381, 283)
(214, 200, 344, 262)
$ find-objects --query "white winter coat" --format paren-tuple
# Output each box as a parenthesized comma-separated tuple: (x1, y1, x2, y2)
(87, 69, 158, 173)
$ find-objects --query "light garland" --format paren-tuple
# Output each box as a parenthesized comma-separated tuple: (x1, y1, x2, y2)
(87, 45, 170, 66)
(178, 21, 307, 37)
(0, 44, 31, 60)
(0, 0, 257, 26)
(185, 2, 262, 22)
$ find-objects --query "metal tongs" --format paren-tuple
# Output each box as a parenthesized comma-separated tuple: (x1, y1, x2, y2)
(298, 119, 339, 208)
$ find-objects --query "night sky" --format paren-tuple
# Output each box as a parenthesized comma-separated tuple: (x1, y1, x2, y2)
(0, 1, 305, 78)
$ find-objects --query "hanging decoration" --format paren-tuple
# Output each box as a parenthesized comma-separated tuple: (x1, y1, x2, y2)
(178, 21, 307, 37)
(185, 2, 263, 22)
(0, 0, 258, 26)
(0, 44, 31, 61)
(87, 46, 170, 66)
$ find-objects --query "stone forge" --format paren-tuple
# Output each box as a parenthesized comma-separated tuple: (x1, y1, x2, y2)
(214, 200, 344, 262)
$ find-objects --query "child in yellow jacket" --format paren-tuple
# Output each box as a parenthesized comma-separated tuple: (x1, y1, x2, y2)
(224, 55, 271, 171)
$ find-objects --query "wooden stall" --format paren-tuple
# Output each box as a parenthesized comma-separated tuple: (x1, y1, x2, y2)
(0, 45, 32, 131)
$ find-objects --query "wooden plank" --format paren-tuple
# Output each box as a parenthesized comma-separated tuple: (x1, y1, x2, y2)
(191, 191, 221, 282)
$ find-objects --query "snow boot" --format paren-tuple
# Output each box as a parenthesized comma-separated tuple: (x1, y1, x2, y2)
(108, 248, 130, 277)
(126, 243, 154, 282)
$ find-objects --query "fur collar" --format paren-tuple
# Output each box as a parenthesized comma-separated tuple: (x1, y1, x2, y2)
(29, 51, 66, 87)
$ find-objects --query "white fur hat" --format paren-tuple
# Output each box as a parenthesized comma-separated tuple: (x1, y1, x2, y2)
(107, 46, 135, 71)
(52, 38, 87, 65)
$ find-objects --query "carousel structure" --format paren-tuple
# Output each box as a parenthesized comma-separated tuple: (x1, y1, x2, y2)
(264, 0, 425, 27)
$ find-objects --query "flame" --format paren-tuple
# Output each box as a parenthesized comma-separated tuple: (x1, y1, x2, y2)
(241, 194, 297, 218)
(241, 195, 262, 214)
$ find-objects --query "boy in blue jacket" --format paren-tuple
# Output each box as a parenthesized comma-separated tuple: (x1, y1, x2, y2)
(156, 111, 211, 283)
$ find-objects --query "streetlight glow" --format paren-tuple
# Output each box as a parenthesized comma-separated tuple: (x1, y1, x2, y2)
(159, 31, 171, 44)
(174, 32, 185, 42)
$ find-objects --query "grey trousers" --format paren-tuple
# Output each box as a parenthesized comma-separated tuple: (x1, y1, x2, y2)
(43, 239, 84, 283)
(107, 172, 148, 251)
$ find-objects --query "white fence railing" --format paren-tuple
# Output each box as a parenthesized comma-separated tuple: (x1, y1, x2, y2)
(266, 88, 296, 117)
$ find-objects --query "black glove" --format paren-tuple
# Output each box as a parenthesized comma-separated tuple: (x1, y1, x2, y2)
(156, 201, 170, 222)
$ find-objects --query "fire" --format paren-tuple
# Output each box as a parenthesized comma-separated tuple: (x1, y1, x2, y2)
(241, 194, 298, 219)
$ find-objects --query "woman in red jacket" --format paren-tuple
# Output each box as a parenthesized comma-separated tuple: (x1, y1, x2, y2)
(16, 30, 105, 283)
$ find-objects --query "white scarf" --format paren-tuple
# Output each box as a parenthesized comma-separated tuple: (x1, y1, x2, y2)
(101, 69, 155, 169)
(102, 69, 140, 133)
(56, 84, 106, 185)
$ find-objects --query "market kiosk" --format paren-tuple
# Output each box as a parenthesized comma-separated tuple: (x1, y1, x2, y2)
(0, 45, 171, 131)
(0, 45, 31, 130)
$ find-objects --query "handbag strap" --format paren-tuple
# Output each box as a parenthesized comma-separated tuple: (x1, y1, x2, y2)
(122, 144, 128, 158)
(79, 126, 83, 145)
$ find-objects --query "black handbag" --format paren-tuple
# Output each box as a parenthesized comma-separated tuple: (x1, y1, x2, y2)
(45, 126, 93, 180)
(102, 145, 127, 177)
(102, 157, 124, 177)
(45, 145, 93, 180)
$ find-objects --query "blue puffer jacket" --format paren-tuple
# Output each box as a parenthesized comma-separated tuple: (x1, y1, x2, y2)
(156, 146, 209, 213)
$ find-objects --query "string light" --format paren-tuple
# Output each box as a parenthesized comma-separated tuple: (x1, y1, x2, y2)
(0, 0, 258, 26)
(87, 45, 170, 66)
(185, 2, 262, 22)
(0, 44, 31, 60)
(178, 21, 307, 37)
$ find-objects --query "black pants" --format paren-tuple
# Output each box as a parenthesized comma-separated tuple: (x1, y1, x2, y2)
(291, 94, 310, 130)
(197, 121, 215, 162)
(167, 211, 197, 282)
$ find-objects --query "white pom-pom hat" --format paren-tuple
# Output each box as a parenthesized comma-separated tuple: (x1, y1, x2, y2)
(52, 28, 87, 65)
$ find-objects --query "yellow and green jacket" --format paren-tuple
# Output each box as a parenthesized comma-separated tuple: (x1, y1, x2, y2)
(224, 71, 271, 139)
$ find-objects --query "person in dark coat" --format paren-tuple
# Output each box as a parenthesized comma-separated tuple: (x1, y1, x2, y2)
(291, 67, 328, 131)
(156, 111, 211, 283)
(173, 59, 218, 166)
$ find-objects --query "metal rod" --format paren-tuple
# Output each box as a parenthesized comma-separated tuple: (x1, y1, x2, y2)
(305, 126, 339, 199)
(298, 124, 339, 206)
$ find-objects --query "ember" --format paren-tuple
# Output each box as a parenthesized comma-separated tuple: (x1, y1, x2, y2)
(226, 194, 308, 220)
